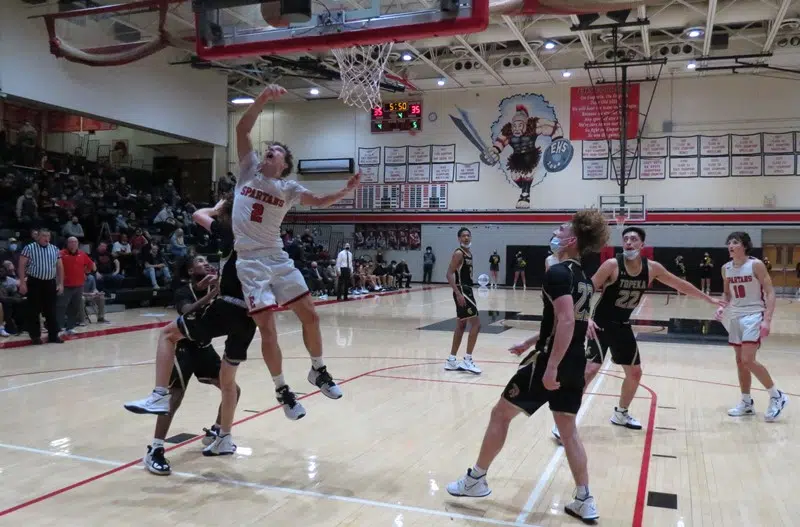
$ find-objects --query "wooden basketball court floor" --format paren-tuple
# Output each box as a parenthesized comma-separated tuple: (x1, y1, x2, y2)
(0, 286, 797, 526)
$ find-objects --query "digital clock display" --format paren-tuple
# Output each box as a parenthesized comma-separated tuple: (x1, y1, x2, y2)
(371, 101, 422, 133)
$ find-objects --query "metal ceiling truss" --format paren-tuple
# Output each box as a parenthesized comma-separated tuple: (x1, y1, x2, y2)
(501, 14, 555, 84)
(454, 35, 507, 84)
(48, 0, 800, 98)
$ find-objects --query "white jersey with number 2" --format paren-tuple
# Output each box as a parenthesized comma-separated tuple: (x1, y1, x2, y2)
(724, 257, 765, 316)
(233, 151, 309, 254)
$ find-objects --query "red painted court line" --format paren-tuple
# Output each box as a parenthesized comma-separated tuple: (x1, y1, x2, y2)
(0, 286, 442, 350)
(631, 380, 658, 527)
(0, 321, 170, 350)
(0, 360, 439, 518)
(600, 371, 658, 527)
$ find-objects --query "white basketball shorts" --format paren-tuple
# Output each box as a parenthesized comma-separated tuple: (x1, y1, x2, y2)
(726, 312, 763, 346)
(235, 249, 309, 314)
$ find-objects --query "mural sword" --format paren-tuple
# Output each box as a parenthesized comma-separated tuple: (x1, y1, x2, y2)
(449, 95, 574, 209)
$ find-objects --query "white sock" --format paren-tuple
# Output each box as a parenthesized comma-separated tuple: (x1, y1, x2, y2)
(466, 354, 473, 361)
(154, 386, 168, 396)
(272, 374, 286, 390)
(449, 354, 457, 361)
(151, 438, 164, 449)
(311, 356, 325, 370)
(742, 393, 753, 404)
(576, 485, 590, 500)
(767, 386, 780, 398)
(616, 406, 627, 414)
(470, 465, 487, 478)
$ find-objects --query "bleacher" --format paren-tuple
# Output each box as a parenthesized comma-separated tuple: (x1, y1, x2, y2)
(0, 135, 220, 311)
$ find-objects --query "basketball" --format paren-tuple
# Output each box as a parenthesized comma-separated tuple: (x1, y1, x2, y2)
(261, 1, 292, 27)
(477, 273, 490, 288)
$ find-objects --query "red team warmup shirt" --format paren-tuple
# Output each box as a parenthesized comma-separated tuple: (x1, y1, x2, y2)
(60, 249, 94, 288)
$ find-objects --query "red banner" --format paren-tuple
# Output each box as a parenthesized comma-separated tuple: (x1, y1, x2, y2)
(569, 84, 640, 141)
(48, 111, 83, 132)
(46, 110, 117, 133)
(3, 103, 42, 127)
(82, 118, 117, 132)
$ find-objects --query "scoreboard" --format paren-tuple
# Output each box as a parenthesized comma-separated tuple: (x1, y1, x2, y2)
(371, 101, 422, 133)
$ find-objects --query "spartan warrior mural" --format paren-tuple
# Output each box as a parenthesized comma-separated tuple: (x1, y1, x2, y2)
(450, 93, 573, 209)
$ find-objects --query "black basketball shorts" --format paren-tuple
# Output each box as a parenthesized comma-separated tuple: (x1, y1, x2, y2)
(454, 286, 478, 320)
(502, 349, 586, 415)
(169, 341, 221, 390)
(586, 320, 641, 366)
(177, 298, 257, 364)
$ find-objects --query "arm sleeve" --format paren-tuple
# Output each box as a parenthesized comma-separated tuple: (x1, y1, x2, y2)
(543, 264, 572, 300)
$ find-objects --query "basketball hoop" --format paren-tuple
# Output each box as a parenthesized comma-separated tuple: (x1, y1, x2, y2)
(615, 214, 626, 231)
(39, 0, 182, 67)
(332, 42, 394, 111)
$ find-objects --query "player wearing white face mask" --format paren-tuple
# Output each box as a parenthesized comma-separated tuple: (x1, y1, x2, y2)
(551, 226, 724, 442)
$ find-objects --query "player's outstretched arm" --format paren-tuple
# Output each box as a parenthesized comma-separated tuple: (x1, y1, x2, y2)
(192, 199, 225, 233)
(590, 258, 617, 292)
(753, 260, 776, 329)
(299, 172, 361, 208)
(650, 261, 719, 305)
(235, 84, 287, 163)
(509, 332, 539, 355)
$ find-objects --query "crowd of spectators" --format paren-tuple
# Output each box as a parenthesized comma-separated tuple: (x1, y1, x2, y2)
(281, 228, 413, 300)
(0, 136, 413, 340)
(0, 135, 227, 338)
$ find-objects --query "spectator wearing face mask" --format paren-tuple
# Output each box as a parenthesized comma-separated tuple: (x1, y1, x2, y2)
(0, 263, 23, 337)
(62, 215, 85, 240)
(16, 188, 38, 228)
(422, 246, 435, 283)
(0, 238, 20, 270)
(699, 252, 714, 295)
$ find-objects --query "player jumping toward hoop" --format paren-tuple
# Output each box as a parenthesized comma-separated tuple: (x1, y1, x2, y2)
(718, 232, 787, 421)
(553, 226, 722, 440)
(234, 84, 359, 419)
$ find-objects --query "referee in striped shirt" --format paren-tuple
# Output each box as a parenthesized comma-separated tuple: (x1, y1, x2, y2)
(18, 228, 64, 344)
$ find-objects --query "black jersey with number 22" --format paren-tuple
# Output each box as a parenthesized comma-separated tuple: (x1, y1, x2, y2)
(592, 254, 649, 323)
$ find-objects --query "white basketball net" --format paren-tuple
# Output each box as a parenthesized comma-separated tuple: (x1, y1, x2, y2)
(332, 42, 394, 111)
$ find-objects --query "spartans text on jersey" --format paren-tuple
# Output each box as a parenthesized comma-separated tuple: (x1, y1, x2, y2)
(239, 185, 285, 207)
